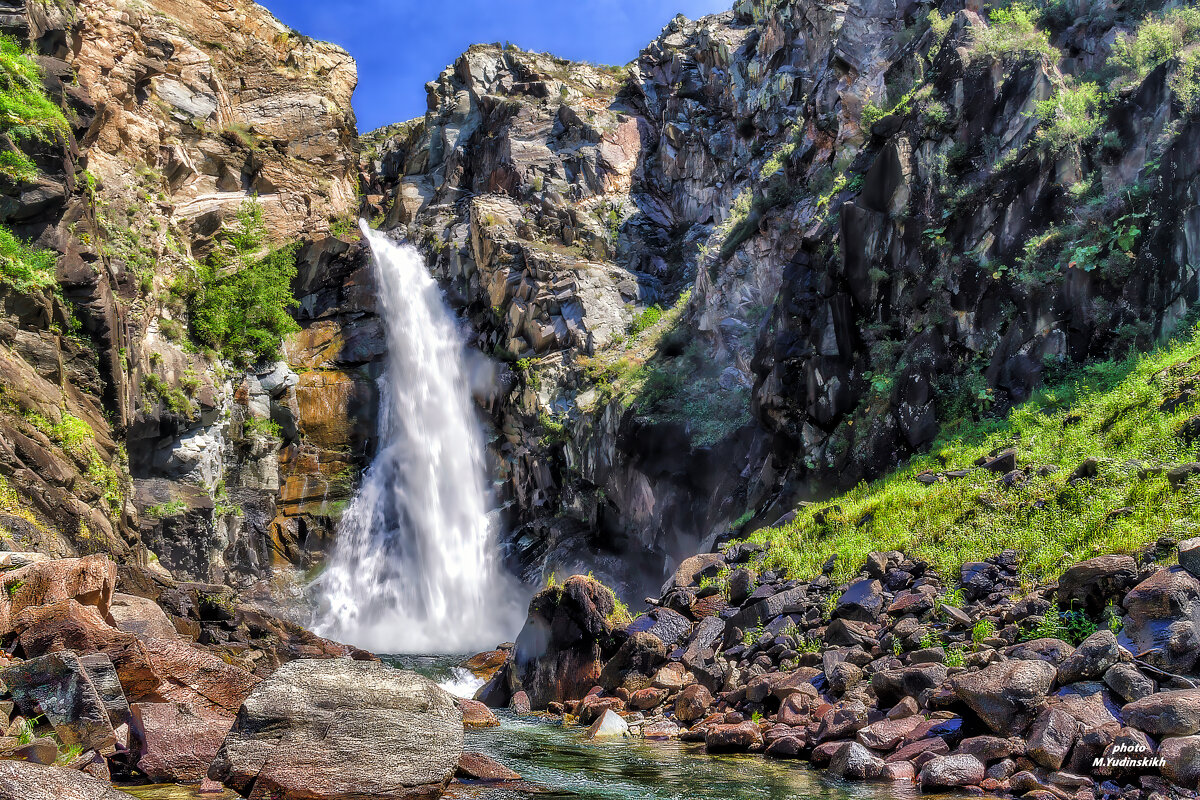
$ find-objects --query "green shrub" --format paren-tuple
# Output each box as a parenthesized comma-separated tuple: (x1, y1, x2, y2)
(1170, 50, 1200, 117)
(629, 304, 664, 336)
(970, 3, 1057, 60)
(1110, 6, 1200, 83)
(1035, 82, 1104, 147)
(0, 225, 55, 292)
(188, 201, 299, 365)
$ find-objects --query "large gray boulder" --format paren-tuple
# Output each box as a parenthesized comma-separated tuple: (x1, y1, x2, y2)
(210, 659, 463, 799)
(951, 659, 1056, 734)
(1121, 567, 1200, 674)
(0, 760, 135, 799)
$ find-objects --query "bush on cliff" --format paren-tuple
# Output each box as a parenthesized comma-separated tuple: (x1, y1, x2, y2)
(744, 319, 1200, 584)
(0, 33, 70, 182)
(0, 225, 55, 292)
(187, 200, 299, 366)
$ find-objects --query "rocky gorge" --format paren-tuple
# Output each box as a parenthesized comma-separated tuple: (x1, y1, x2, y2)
(0, 0, 1198, 797)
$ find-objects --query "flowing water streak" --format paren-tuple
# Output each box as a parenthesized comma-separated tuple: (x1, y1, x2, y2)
(316, 221, 522, 653)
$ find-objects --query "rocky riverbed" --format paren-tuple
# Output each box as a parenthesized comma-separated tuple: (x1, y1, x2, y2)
(462, 537, 1200, 800)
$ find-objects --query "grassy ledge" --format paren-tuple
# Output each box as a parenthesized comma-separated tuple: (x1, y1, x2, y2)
(741, 320, 1200, 584)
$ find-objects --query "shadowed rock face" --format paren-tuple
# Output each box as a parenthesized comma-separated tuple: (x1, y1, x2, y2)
(210, 659, 464, 800)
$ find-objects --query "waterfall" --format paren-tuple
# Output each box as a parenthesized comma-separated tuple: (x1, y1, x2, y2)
(315, 221, 523, 654)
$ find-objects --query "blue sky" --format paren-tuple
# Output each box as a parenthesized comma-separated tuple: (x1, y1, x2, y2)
(261, 0, 731, 131)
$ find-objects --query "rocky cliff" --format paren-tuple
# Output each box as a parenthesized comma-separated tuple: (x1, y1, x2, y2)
(367, 0, 1200, 599)
(0, 0, 372, 592)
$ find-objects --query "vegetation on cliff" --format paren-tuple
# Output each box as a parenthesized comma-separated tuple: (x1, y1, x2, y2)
(0, 33, 69, 183)
(187, 201, 300, 366)
(744, 318, 1200, 584)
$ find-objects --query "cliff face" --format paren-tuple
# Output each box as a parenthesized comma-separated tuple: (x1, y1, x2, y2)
(368, 0, 1200, 598)
(0, 0, 372, 588)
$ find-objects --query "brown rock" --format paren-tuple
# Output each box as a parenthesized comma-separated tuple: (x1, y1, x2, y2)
(1122, 689, 1200, 737)
(0, 555, 117, 636)
(674, 684, 713, 722)
(131, 702, 232, 784)
(1057, 556, 1138, 615)
(0, 759, 136, 799)
(461, 650, 509, 681)
(951, 659, 1056, 734)
(704, 721, 763, 753)
(920, 754, 985, 788)
(461, 699, 500, 729)
(456, 752, 521, 782)
(628, 687, 667, 711)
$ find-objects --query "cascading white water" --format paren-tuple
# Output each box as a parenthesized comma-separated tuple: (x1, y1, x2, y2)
(315, 221, 523, 653)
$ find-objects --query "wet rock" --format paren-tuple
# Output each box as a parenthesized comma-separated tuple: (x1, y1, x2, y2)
(131, 702, 231, 784)
(210, 659, 463, 799)
(643, 720, 680, 740)
(585, 709, 629, 739)
(0, 759, 136, 799)
(1121, 689, 1200, 737)
(461, 699, 500, 728)
(952, 660, 1057, 734)
(461, 650, 509, 681)
(956, 735, 1026, 763)
(829, 741, 885, 780)
(705, 721, 763, 753)
(674, 684, 713, 722)
(920, 754, 986, 788)
(456, 752, 521, 782)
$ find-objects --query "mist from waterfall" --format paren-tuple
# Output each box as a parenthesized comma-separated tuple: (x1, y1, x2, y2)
(314, 221, 524, 654)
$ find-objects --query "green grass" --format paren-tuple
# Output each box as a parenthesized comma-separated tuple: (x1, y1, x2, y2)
(0, 33, 69, 182)
(1035, 81, 1104, 147)
(741, 322, 1200, 585)
(186, 200, 299, 366)
(969, 3, 1057, 61)
(0, 225, 56, 293)
(1110, 6, 1200, 87)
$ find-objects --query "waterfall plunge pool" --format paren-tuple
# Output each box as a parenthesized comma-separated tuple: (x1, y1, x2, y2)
(387, 654, 931, 800)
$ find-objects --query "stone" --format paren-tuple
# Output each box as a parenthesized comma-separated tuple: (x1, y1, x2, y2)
(107, 593, 177, 641)
(872, 664, 948, 704)
(461, 650, 509, 681)
(887, 697, 920, 719)
(461, 699, 500, 728)
(1057, 631, 1123, 685)
(856, 716, 923, 751)
(957, 735, 1026, 763)
(764, 734, 806, 758)
(627, 687, 667, 711)
(0, 555, 117, 637)
(1027, 708, 1081, 770)
(835, 579, 885, 623)
(1004, 638, 1076, 665)
(598, 631, 667, 691)
(210, 659, 463, 799)
(643, 720, 680, 740)
(651, 663, 689, 691)
(1057, 556, 1139, 615)
(674, 684, 712, 722)
(1122, 567, 1200, 674)
(131, 702, 232, 784)
(727, 569, 756, 605)
(1159, 736, 1200, 789)
(2, 737, 57, 765)
(1102, 663, 1154, 703)
(705, 722, 763, 753)
(585, 709, 629, 739)
(577, 694, 624, 725)
(920, 754, 986, 788)
(1121, 689, 1200, 737)
(815, 701, 869, 743)
(2, 652, 116, 754)
(144, 637, 259, 718)
(886, 737, 950, 764)
(509, 691, 532, 714)
(829, 741, 885, 780)
(456, 752, 520, 782)
(0, 759, 137, 799)
(1181, 537, 1200, 580)
(951, 659, 1057, 734)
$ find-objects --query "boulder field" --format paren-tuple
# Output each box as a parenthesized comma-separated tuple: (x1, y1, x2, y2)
(472, 539, 1200, 799)
(0, 554, 471, 800)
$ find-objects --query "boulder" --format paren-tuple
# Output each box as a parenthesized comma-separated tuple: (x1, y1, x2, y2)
(1027, 708, 1080, 769)
(1003, 638, 1076, 665)
(705, 721, 763, 753)
(651, 663, 689, 691)
(829, 741, 885, 780)
(871, 664, 947, 705)
(509, 691, 531, 714)
(461, 699, 500, 728)
(107, 593, 177, 640)
(131, 702, 232, 784)
(643, 720, 681, 740)
(1056, 630, 1123, 685)
(461, 650, 509, 681)
(1122, 567, 1200, 674)
(1102, 663, 1154, 703)
(0, 555, 117, 636)
(210, 659, 463, 799)
(0, 759, 136, 799)
(1057, 556, 1138, 615)
(956, 735, 1026, 763)
(920, 754, 986, 788)
(627, 687, 667, 711)
(857, 716, 923, 751)
(1179, 537, 1200, 580)
(1121, 689, 1200, 737)
(2, 652, 116, 754)
(598, 631, 667, 691)
(456, 752, 521, 782)
(145, 637, 259, 718)
(585, 709, 629, 739)
(674, 684, 713, 722)
(835, 579, 885, 623)
(509, 576, 617, 709)
(951, 659, 1056, 734)
(1160, 735, 1200, 789)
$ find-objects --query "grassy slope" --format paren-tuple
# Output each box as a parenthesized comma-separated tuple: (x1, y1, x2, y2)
(741, 321, 1200, 585)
